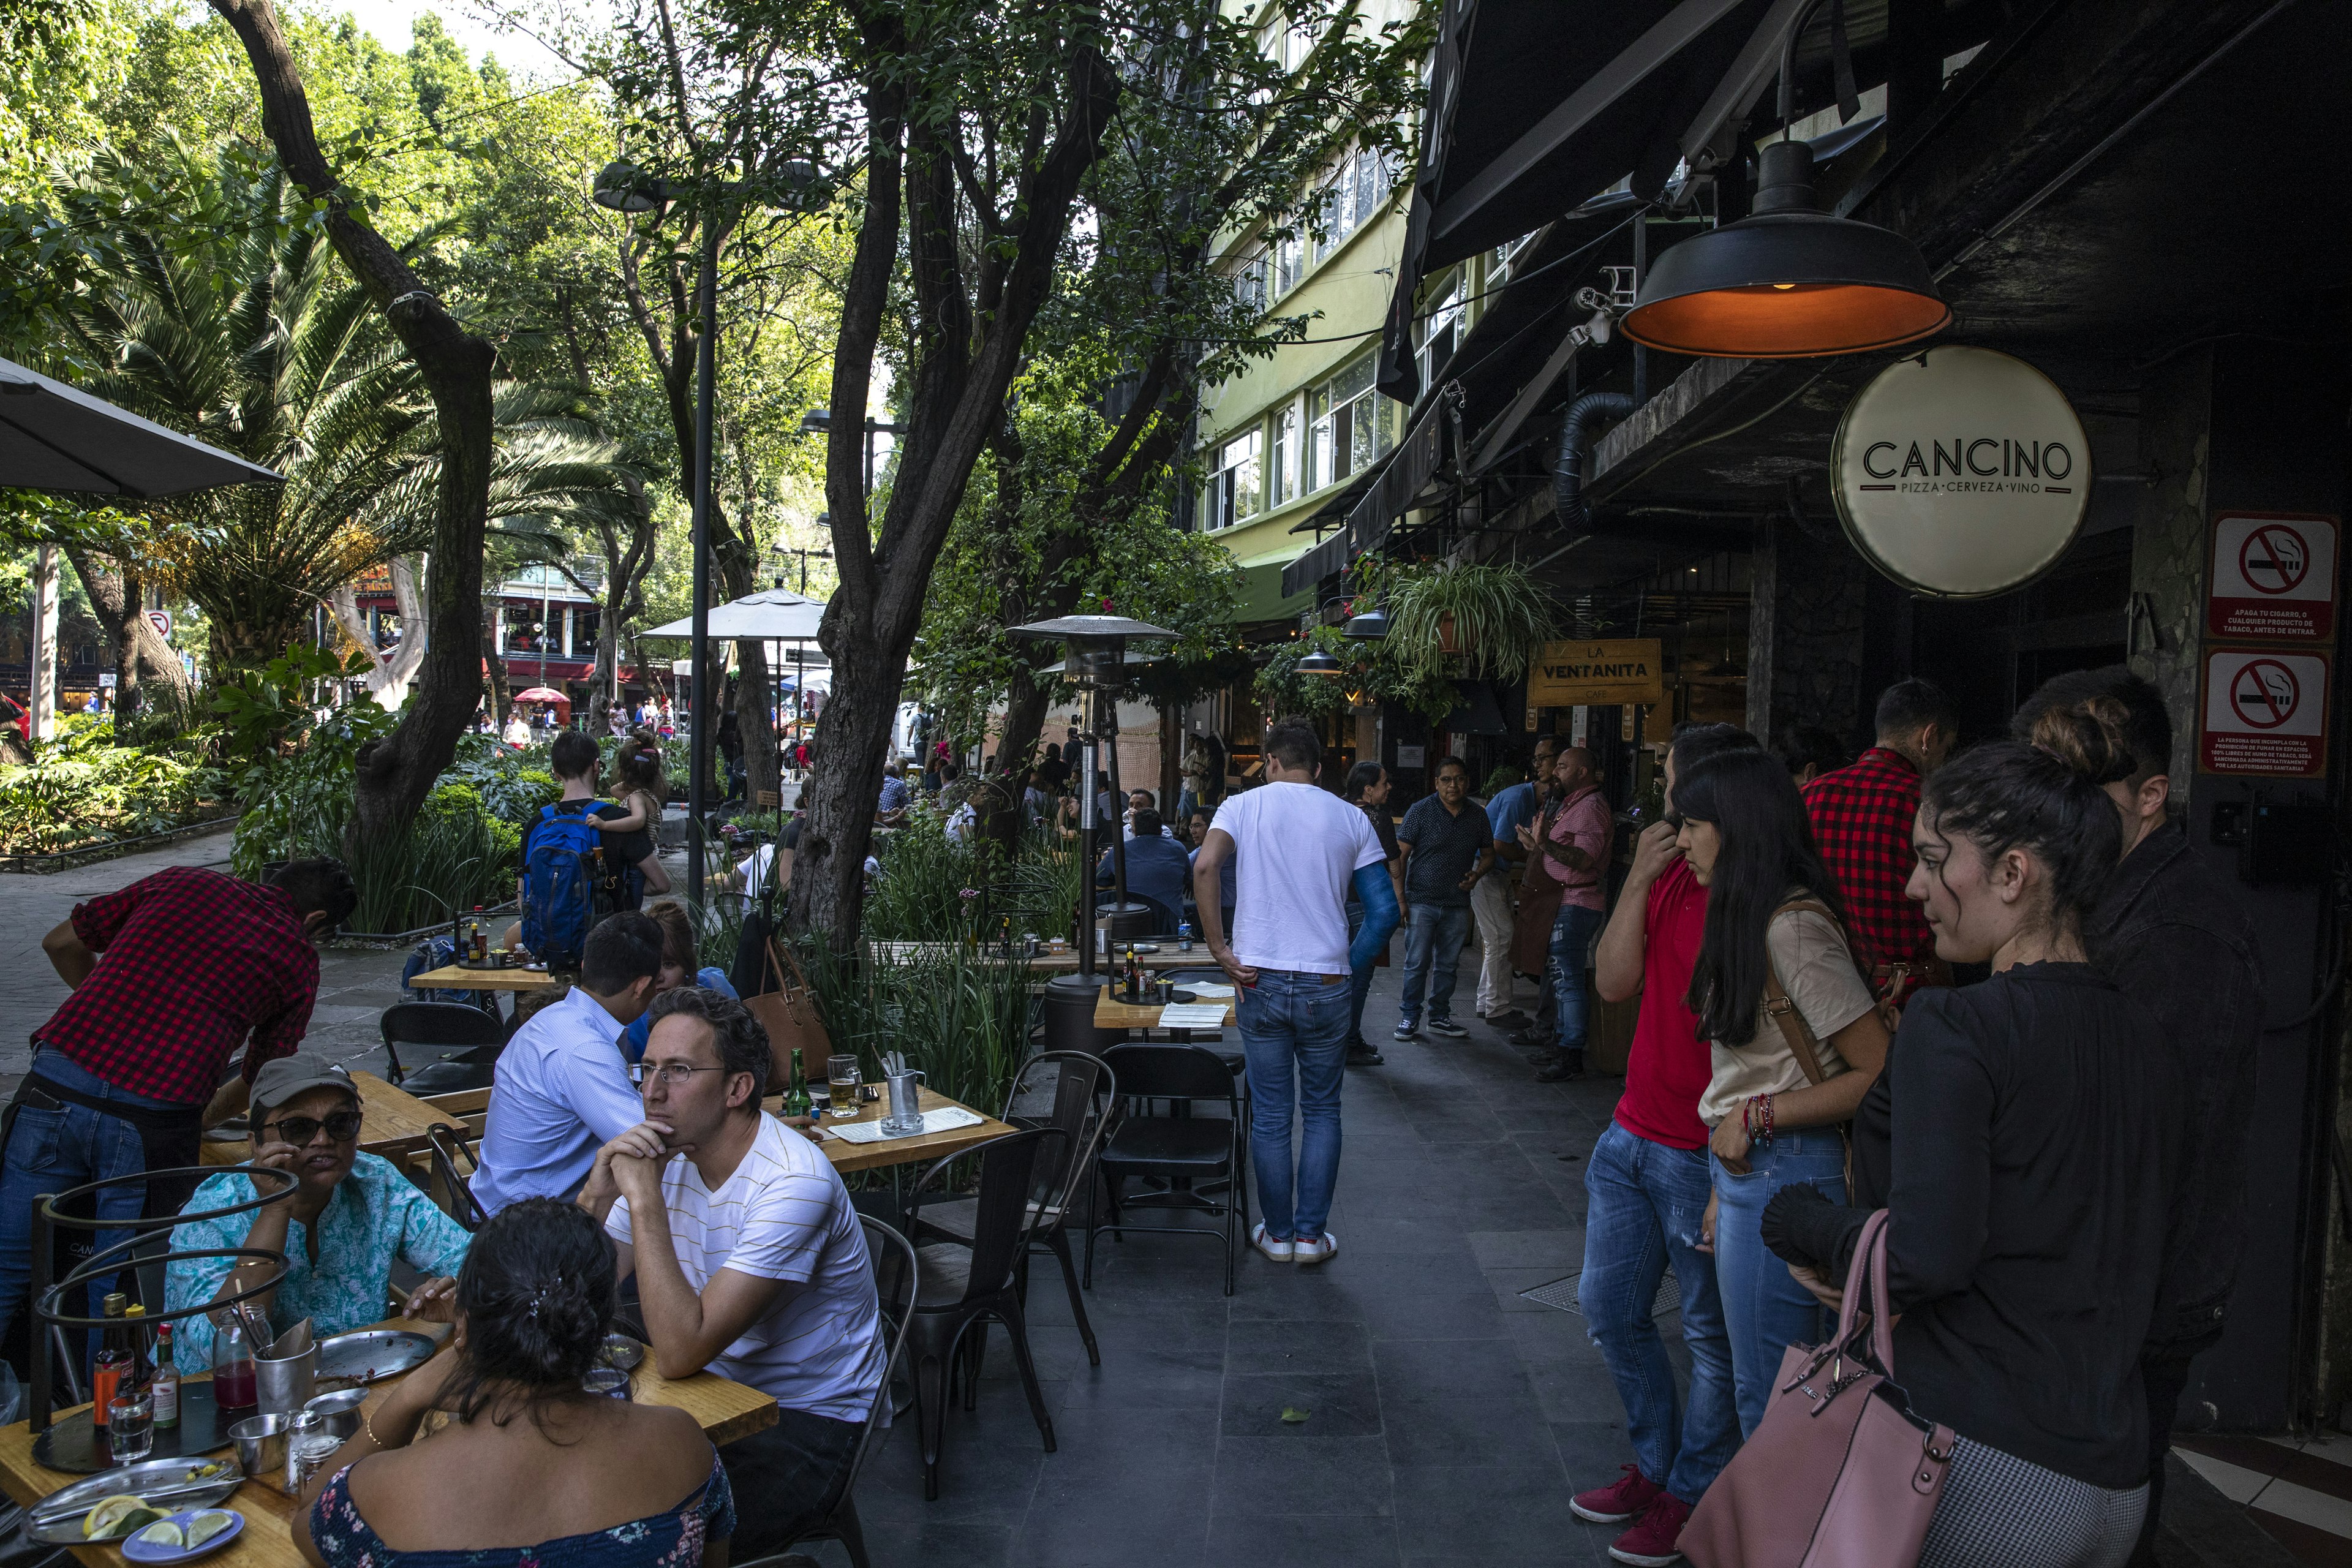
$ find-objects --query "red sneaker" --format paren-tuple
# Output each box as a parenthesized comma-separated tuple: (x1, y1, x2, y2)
(1570, 1464, 1664, 1525)
(1608, 1493, 1692, 1567)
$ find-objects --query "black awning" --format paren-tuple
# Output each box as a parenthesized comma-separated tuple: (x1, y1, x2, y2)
(1380, 0, 1790, 401)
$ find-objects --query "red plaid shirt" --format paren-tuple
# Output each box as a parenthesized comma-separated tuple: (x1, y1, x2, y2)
(35, 867, 318, 1104)
(1802, 747, 1934, 985)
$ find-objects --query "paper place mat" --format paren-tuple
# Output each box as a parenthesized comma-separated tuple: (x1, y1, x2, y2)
(1157, 1003, 1230, 1028)
(1186, 983, 1235, 998)
(825, 1105, 986, 1144)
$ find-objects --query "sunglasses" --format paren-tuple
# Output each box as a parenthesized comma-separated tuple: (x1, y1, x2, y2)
(263, 1110, 364, 1145)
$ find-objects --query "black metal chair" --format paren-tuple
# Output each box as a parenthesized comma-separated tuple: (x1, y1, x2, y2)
(911, 1052, 1116, 1366)
(379, 1002, 504, 1093)
(778, 1216, 917, 1568)
(1085, 1042, 1246, 1297)
(423, 1123, 489, 1231)
(900, 1126, 1069, 1501)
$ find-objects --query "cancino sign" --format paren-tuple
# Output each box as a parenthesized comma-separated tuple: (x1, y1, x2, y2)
(1831, 345, 2092, 597)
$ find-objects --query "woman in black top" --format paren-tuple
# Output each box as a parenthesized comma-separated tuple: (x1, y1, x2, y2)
(1765, 722, 2181, 1568)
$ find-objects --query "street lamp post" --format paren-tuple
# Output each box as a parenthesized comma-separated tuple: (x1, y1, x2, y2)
(799, 409, 906, 496)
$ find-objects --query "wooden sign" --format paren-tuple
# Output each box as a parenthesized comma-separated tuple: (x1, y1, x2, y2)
(1528, 639, 1664, 708)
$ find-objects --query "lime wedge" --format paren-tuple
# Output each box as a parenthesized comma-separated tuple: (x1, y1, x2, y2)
(83, 1496, 148, 1540)
(137, 1520, 186, 1548)
(186, 1511, 238, 1548)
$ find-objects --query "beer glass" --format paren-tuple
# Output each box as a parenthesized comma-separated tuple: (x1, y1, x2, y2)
(827, 1055, 862, 1115)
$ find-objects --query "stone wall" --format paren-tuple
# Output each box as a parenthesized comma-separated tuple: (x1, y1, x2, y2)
(2127, 344, 2213, 804)
(1746, 514, 1872, 747)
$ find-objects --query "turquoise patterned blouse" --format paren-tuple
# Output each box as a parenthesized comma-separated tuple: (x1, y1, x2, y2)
(165, 1152, 474, 1373)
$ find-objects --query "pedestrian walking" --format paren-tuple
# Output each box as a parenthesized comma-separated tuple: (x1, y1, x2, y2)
(1675, 747, 1890, 1436)
(1193, 717, 1396, 1265)
(1341, 762, 1405, 1067)
(1393, 757, 1494, 1040)
(1802, 677, 1957, 1003)
(2013, 668, 2263, 1567)
(1517, 746, 1611, 1081)
(1765, 725, 2182, 1568)
(1476, 737, 1558, 1027)
(1569, 722, 1756, 1568)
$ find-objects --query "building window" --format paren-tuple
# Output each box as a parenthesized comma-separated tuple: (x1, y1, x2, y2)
(1261, 10, 1314, 74)
(1314, 145, 1395, 263)
(1200, 428, 1263, 532)
(1308, 355, 1396, 492)
(1235, 252, 1269, 317)
(1268, 403, 1297, 508)
(1419, 271, 1462, 389)
(1272, 233, 1302, 298)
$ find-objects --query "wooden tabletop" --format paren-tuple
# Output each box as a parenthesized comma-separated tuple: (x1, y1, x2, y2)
(1093, 985, 1237, 1031)
(201, 1073, 453, 1169)
(0, 1318, 777, 1568)
(778, 1084, 1015, 1174)
(408, 963, 561, 993)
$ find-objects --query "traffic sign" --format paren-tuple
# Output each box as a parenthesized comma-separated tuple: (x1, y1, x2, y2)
(2201, 647, 2330, 777)
(146, 609, 172, 638)
(2209, 511, 2337, 641)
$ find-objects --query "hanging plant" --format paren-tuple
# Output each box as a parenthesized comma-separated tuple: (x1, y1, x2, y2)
(1254, 627, 1359, 718)
(1379, 560, 1559, 687)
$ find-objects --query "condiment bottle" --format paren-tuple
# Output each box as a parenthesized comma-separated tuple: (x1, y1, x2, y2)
(151, 1323, 180, 1428)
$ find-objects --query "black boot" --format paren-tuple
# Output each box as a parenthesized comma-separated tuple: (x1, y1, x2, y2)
(1536, 1047, 1585, 1083)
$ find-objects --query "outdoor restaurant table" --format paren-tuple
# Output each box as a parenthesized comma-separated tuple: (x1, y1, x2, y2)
(0, 1316, 778, 1568)
(780, 1084, 1015, 1175)
(866, 940, 1211, 974)
(1093, 986, 1237, 1031)
(407, 962, 561, 992)
(200, 1071, 447, 1169)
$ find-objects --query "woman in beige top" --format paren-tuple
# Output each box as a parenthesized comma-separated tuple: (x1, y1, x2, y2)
(1672, 748, 1891, 1436)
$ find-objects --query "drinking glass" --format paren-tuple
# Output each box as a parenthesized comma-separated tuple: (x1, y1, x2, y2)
(108, 1392, 153, 1463)
(827, 1056, 861, 1115)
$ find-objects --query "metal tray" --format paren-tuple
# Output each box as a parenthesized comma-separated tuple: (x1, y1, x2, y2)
(598, 1333, 644, 1370)
(313, 1328, 437, 1389)
(26, 1458, 241, 1544)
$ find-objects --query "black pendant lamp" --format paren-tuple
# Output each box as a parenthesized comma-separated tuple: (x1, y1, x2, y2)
(1623, 137, 1947, 358)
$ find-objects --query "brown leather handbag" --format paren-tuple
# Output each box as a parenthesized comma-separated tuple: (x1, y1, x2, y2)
(1681, 1211, 1956, 1567)
(1759, 897, 1874, 1193)
(744, 937, 831, 1085)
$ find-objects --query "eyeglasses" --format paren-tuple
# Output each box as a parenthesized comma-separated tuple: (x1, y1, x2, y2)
(630, 1062, 731, 1087)
(263, 1110, 364, 1145)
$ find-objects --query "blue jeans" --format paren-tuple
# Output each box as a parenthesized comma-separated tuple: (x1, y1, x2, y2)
(1711, 1128, 1849, 1436)
(1237, 970, 1351, 1240)
(1398, 903, 1471, 1025)
(0, 1054, 178, 1356)
(1581, 1123, 1738, 1504)
(1550, 903, 1604, 1054)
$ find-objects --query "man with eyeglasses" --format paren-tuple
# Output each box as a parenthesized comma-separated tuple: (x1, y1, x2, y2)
(580, 988, 881, 1558)
(470, 913, 665, 1215)
(164, 1059, 471, 1370)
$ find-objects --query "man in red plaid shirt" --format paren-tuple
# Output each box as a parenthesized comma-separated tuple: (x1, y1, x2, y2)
(0, 859, 356, 1352)
(1800, 679, 1958, 1002)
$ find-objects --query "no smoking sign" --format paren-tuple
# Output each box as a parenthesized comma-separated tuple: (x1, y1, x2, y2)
(2202, 647, 2330, 777)
(2209, 511, 2337, 640)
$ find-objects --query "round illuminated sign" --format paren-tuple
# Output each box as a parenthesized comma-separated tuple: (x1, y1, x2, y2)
(1831, 345, 2092, 598)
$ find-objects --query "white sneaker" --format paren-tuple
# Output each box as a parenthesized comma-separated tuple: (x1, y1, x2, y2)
(1292, 1232, 1338, 1265)
(1251, 1223, 1294, 1262)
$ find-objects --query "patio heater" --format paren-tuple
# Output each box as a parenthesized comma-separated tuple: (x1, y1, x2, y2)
(1007, 615, 1175, 1051)
(26, 1164, 299, 1470)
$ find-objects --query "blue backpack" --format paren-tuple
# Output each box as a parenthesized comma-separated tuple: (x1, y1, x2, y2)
(521, 799, 608, 968)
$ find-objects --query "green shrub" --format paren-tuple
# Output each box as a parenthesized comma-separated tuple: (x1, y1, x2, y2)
(796, 938, 1030, 1120)
(0, 736, 225, 857)
(862, 803, 1000, 943)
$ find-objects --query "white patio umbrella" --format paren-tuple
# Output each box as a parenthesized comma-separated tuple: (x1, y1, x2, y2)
(644, 586, 826, 641)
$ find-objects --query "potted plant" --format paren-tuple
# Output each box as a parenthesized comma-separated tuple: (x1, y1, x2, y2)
(1378, 560, 1558, 686)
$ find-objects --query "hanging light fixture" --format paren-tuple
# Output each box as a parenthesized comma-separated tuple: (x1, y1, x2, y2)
(1297, 648, 1343, 676)
(1624, 0, 1947, 360)
(1343, 601, 1390, 639)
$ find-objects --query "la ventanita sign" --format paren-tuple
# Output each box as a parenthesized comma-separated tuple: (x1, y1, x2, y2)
(1832, 345, 2092, 598)
(1528, 639, 1664, 708)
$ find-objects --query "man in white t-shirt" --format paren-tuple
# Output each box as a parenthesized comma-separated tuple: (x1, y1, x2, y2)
(1193, 715, 1400, 1265)
(578, 987, 882, 1557)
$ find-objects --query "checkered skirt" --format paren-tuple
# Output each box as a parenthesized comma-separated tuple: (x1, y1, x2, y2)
(1918, 1437, 2148, 1568)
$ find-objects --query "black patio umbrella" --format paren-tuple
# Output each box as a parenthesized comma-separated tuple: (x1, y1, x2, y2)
(0, 355, 281, 497)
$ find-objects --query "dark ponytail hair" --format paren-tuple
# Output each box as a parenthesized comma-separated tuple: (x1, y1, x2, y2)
(1676, 748, 1850, 1046)
(440, 1197, 617, 1430)
(1919, 712, 2130, 946)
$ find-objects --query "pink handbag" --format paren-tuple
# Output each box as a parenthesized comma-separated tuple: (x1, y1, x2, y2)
(1681, 1212, 1956, 1568)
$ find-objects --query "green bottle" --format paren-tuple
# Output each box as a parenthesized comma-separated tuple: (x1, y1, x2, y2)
(783, 1048, 813, 1118)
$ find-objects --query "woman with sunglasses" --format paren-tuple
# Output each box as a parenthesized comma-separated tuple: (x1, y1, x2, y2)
(165, 1060, 473, 1371)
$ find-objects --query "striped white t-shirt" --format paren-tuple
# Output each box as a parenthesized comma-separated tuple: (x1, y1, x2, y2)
(608, 1113, 883, 1422)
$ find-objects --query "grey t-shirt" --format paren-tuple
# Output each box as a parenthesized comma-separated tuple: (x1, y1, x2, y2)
(1398, 793, 1491, 908)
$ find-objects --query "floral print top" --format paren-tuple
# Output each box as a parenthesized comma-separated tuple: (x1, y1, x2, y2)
(309, 1453, 734, 1568)
(165, 1152, 475, 1373)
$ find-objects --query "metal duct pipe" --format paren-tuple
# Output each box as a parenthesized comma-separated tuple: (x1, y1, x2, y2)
(1552, 391, 1637, 535)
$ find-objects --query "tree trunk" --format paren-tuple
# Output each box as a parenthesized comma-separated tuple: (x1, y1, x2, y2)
(62, 546, 192, 731)
(1158, 696, 1181, 816)
(209, 0, 491, 849)
(736, 638, 780, 807)
(981, 660, 1055, 854)
(484, 619, 512, 727)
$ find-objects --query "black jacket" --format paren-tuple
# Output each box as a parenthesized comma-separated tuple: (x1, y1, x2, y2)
(2092, 818, 2264, 1345)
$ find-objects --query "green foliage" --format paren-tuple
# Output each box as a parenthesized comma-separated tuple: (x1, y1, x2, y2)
(227, 699, 398, 876)
(0, 725, 224, 858)
(342, 781, 518, 933)
(211, 644, 377, 784)
(794, 939, 1032, 1125)
(1373, 559, 1561, 687)
(861, 805, 1000, 944)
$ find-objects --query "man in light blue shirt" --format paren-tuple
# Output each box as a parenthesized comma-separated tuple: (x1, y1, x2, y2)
(470, 911, 663, 1213)
(1474, 736, 1558, 1027)
(875, 760, 913, 824)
